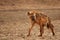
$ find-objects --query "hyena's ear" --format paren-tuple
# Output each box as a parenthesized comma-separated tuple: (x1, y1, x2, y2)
(27, 12, 30, 15)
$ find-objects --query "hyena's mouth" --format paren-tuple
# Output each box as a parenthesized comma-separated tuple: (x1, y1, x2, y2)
(30, 16, 35, 21)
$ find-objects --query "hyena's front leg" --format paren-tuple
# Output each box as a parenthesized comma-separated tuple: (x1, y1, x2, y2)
(38, 24, 44, 37)
(27, 22, 35, 36)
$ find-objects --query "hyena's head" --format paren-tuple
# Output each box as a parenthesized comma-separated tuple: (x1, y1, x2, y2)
(27, 11, 37, 21)
(27, 11, 36, 17)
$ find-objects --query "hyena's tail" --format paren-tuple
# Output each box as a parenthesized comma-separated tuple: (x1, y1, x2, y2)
(47, 23, 54, 29)
(47, 23, 50, 29)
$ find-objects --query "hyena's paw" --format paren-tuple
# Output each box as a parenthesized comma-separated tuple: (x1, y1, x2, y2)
(27, 34, 30, 37)
(53, 32, 55, 36)
(38, 35, 42, 37)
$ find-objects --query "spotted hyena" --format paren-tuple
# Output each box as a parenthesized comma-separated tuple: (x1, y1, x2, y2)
(27, 11, 55, 37)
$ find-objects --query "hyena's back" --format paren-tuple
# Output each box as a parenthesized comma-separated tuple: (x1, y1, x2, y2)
(34, 13, 50, 25)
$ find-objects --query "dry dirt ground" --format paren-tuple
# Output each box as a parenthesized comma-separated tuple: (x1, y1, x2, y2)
(0, 10, 60, 40)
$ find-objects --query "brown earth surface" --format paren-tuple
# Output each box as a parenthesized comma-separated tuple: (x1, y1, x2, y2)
(0, 10, 60, 40)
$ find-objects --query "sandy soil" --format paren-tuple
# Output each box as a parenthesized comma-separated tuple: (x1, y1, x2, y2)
(0, 10, 60, 40)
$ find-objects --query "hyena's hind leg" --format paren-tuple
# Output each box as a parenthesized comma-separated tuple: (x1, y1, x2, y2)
(47, 23, 55, 36)
(38, 24, 44, 37)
